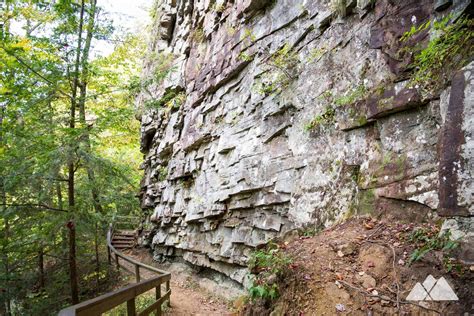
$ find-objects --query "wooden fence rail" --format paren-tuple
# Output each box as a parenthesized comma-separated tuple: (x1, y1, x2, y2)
(58, 220, 171, 316)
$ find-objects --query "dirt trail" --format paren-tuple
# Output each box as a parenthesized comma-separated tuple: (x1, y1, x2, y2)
(118, 249, 234, 316)
(244, 217, 474, 315)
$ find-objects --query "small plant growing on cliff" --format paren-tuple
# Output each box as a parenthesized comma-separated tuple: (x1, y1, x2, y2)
(211, 2, 226, 13)
(247, 242, 292, 301)
(304, 105, 336, 131)
(145, 89, 185, 110)
(304, 84, 369, 131)
(238, 52, 253, 62)
(267, 44, 300, 80)
(331, 0, 347, 18)
(255, 44, 301, 96)
(165, 91, 186, 109)
(158, 166, 168, 181)
(191, 27, 205, 43)
(241, 28, 256, 43)
(334, 84, 368, 107)
(306, 46, 328, 64)
(139, 52, 175, 98)
(407, 226, 459, 266)
(401, 15, 474, 95)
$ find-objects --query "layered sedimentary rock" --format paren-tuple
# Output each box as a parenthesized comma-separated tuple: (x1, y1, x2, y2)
(137, 0, 474, 283)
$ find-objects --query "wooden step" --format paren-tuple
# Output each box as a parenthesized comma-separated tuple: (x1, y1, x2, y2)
(114, 245, 134, 249)
(113, 236, 135, 241)
(116, 230, 136, 235)
(112, 241, 135, 246)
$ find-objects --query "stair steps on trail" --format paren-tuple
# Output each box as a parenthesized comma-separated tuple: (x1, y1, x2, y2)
(111, 230, 137, 249)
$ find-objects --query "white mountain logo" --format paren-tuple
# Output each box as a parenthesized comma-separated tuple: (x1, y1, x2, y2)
(406, 275, 459, 301)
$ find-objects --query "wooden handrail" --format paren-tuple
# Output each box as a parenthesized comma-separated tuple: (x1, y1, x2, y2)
(58, 275, 171, 316)
(58, 221, 171, 316)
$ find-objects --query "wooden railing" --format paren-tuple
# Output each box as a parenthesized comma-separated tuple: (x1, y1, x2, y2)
(58, 218, 171, 316)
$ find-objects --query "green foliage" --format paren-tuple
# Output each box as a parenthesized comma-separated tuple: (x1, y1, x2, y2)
(306, 46, 328, 64)
(212, 3, 226, 13)
(301, 227, 318, 237)
(158, 166, 168, 181)
(254, 44, 300, 96)
(305, 84, 368, 131)
(145, 90, 186, 110)
(191, 27, 205, 43)
(238, 52, 253, 62)
(268, 44, 300, 79)
(0, 1, 146, 313)
(304, 105, 336, 131)
(408, 227, 459, 265)
(247, 242, 292, 301)
(331, 0, 347, 18)
(241, 28, 256, 43)
(248, 283, 279, 301)
(400, 19, 431, 42)
(334, 84, 368, 107)
(402, 15, 473, 94)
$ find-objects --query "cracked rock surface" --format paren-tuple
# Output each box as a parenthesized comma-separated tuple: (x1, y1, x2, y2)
(137, 0, 473, 284)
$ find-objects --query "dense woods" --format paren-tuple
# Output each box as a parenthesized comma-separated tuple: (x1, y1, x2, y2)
(0, 1, 146, 314)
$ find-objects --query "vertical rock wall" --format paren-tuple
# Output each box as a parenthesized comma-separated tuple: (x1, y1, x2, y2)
(137, 0, 473, 283)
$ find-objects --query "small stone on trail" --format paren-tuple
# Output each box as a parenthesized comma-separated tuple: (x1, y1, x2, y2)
(359, 274, 376, 288)
(364, 222, 375, 230)
(398, 259, 405, 265)
(335, 303, 345, 312)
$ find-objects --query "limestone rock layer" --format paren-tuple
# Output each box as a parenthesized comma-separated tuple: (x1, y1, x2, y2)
(137, 0, 474, 283)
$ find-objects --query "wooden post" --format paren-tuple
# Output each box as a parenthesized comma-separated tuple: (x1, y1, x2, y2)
(127, 298, 136, 316)
(156, 285, 162, 316)
(115, 253, 120, 271)
(166, 280, 171, 307)
(135, 264, 140, 283)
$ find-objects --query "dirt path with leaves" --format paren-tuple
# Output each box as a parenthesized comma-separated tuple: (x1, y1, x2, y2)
(118, 249, 234, 316)
(244, 217, 474, 315)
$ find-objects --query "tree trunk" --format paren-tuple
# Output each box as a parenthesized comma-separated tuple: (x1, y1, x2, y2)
(66, 0, 86, 305)
(94, 223, 100, 286)
(38, 248, 45, 290)
(78, 0, 103, 215)
(2, 217, 11, 316)
(0, 55, 11, 315)
(67, 221, 78, 304)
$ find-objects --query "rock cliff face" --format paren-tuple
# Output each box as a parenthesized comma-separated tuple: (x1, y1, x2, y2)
(137, 0, 473, 284)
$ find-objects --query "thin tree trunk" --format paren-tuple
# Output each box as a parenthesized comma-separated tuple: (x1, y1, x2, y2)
(0, 50, 11, 315)
(38, 248, 45, 289)
(78, 0, 103, 215)
(67, 0, 86, 305)
(1, 214, 11, 315)
(67, 220, 78, 304)
(94, 222, 100, 286)
(56, 182, 63, 210)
